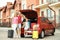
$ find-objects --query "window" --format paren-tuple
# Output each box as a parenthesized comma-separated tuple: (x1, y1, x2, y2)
(41, 11, 44, 17)
(0, 12, 2, 19)
(31, 4, 34, 10)
(15, 3, 18, 7)
(54, 0, 57, 2)
(27, 6, 30, 9)
(59, 9, 60, 23)
(41, 17, 47, 22)
(46, 0, 51, 3)
(47, 9, 52, 18)
(0, 12, 1, 18)
(0, 11, 2, 23)
(41, 0, 43, 4)
(23, 4, 25, 9)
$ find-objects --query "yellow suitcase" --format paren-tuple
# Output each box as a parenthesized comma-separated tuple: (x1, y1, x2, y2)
(32, 31, 38, 38)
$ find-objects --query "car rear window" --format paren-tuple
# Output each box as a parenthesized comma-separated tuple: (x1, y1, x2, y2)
(41, 17, 48, 22)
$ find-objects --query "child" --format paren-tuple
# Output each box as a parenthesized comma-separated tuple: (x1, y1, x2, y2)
(24, 18, 30, 31)
(32, 24, 38, 40)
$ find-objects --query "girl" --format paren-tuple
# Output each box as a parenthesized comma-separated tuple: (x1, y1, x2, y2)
(32, 24, 38, 40)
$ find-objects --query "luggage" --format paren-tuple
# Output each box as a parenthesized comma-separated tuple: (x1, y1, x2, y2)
(8, 30, 14, 38)
(32, 31, 38, 39)
(21, 28, 24, 37)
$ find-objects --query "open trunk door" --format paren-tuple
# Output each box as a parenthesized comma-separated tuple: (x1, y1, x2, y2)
(20, 10, 38, 19)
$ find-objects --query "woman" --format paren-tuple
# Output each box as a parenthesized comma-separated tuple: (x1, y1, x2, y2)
(11, 12, 18, 38)
(17, 12, 22, 38)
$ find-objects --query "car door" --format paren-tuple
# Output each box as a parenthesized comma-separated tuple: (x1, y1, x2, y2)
(41, 17, 49, 30)
(45, 18, 54, 33)
(41, 17, 51, 34)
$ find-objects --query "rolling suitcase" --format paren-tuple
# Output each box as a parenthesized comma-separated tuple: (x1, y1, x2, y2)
(21, 28, 24, 37)
(8, 30, 14, 38)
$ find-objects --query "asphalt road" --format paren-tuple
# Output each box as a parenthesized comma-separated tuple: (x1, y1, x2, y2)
(0, 28, 60, 40)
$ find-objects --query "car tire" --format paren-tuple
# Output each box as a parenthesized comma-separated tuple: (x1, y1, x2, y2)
(21, 28, 24, 38)
(21, 34, 24, 38)
(51, 28, 55, 35)
(40, 30, 45, 38)
(52, 33, 54, 35)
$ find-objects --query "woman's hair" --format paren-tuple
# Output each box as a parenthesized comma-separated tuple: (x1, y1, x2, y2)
(14, 12, 18, 17)
(23, 19, 26, 22)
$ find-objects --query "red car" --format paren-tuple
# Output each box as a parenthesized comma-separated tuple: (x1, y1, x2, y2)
(20, 10, 55, 38)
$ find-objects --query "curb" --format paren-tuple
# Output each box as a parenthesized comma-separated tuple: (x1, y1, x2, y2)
(0, 27, 12, 31)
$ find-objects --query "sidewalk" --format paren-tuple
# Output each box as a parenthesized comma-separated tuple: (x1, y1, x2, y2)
(0, 27, 60, 33)
(55, 29, 60, 34)
(0, 27, 60, 40)
(0, 27, 12, 31)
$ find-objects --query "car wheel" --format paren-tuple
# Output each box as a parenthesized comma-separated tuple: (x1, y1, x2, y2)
(40, 30, 45, 38)
(21, 34, 24, 38)
(51, 28, 55, 35)
(52, 33, 54, 35)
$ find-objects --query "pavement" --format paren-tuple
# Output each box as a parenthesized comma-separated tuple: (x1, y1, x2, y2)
(0, 27, 60, 40)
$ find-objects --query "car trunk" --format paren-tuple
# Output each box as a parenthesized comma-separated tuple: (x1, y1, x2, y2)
(20, 10, 37, 19)
(20, 10, 38, 29)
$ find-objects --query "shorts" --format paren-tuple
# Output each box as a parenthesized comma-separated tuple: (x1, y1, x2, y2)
(11, 24, 18, 31)
(18, 23, 21, 28)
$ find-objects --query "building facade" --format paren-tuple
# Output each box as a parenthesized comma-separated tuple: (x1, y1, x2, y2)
(0, 0, 60, 27)
(21, 0, 40, 16)
(35, 0, 60, 27)
(21, 0, 60, 27)
(0, 0, 21, 27)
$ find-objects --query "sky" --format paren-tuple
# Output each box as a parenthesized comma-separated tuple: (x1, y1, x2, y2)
(0, 0, 15, 7)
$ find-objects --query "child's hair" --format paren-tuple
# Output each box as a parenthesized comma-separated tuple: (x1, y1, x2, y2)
(33, 23, 39, 31)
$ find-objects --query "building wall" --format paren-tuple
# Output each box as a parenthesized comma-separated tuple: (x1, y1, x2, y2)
(40, 7, 59, 27)
(1, 0, 60, 27)
(40, 8, 47, 17)
(52, 6, 60, 27)
(25, 0, 40, 17)
(2, 12, 6, 22)
(26, 0, 39, 7)
(35, 8, 40, 17)
(45, 6, 60, 27)
(26, 0, 39, 9)
(0, 0, 21, 27)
